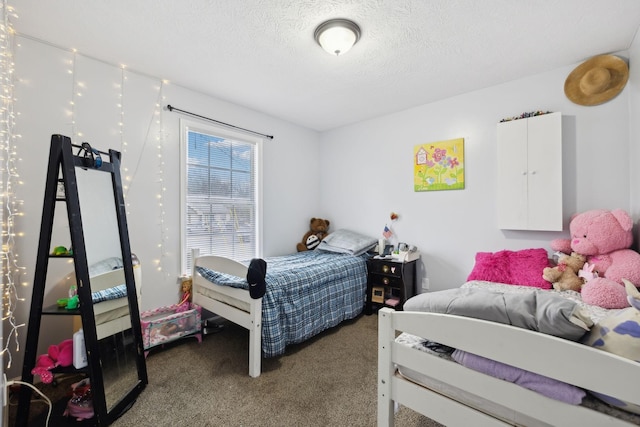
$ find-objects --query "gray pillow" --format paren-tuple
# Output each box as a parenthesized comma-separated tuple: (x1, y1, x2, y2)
(403, 288, 592, 341)
(316, 229, 377, 256)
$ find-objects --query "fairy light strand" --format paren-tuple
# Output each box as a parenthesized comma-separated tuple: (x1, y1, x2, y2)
(69, 50, 77, 141)
(124, 80, 163, 199)
(155, 82, 169, 279)
(118, 79, 170, 279)
(119, 66, 128, 197)
(0, 0, 25, 370)
(0, 10, 176, 371)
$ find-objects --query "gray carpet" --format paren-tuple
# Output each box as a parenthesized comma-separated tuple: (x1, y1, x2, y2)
(11, 313, 443, 426)
(114, 313, 441, 427)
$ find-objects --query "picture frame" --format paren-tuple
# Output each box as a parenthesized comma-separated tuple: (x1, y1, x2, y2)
(414, 137, 465, 191)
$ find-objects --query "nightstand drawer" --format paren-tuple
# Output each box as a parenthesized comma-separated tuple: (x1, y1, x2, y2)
(367, 261, 403, 277)
(369, 274, 403, 287)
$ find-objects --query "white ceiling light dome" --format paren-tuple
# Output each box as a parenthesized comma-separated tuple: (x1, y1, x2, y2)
(314, 18, 361, 56)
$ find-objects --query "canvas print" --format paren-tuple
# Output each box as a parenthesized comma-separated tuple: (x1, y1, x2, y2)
(414, 138, 464, 192)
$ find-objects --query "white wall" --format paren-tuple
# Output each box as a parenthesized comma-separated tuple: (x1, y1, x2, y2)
(320, 53, 633, 294)
(8, 33, 640, 381)
(629, 29, 640, 219)
(9, 36, 321, 379)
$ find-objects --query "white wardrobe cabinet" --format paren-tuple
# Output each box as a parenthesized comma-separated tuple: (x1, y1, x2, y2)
(497, 112, 562, 231)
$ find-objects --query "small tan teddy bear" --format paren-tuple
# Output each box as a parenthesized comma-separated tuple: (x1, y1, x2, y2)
(542, 252, 587, 292)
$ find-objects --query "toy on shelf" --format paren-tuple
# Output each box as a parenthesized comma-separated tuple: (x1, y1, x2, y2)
(51, 245, 72, 256)
(65, 295, 79, 310)
(31, 339, 74, 384)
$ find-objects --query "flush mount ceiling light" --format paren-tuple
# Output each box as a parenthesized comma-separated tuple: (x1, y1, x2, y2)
(314, 18, 361, 56)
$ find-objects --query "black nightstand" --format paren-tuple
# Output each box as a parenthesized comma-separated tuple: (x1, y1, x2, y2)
(365, 257, 417, 315)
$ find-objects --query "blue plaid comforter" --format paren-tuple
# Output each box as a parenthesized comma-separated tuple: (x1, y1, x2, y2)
(91, 284, 127, 304)
(196, 251, 368, 357)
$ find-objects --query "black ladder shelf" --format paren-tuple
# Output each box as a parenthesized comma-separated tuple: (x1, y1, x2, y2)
(15, 135, 147, 426)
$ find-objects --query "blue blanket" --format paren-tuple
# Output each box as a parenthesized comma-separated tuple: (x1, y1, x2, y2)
(92, 284, 127, 304)
(196, 251, 368, 357)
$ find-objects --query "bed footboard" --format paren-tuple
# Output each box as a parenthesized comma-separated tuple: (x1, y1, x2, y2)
(378, 309, 510, 427)
(192, 252, 262, 378)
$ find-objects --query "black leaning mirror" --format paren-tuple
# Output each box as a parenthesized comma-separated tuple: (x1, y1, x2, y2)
(71, 138, 148, 423)
(16, 135, 148, 426)
(75, 166, 142, 414)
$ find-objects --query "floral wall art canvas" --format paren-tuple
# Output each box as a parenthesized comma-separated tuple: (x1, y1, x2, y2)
(414, 138, 465, 192)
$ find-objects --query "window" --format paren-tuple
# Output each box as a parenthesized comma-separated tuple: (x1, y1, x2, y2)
(180, 119, 262, 273)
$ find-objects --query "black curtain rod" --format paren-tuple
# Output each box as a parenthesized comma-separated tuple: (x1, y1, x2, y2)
(166, 105, 274, 140)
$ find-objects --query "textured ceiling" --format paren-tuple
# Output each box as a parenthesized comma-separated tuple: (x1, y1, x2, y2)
(9, 0, 640, 131)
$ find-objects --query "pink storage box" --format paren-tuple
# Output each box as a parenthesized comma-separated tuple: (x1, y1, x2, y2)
(140, 303, 202, 351)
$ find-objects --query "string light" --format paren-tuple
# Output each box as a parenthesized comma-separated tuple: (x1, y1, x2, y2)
(64, 48, 173, 285)
(0, 0, 25, 370)
(8, 32, 175, 352)
(75, 76, 84, 139)
(70, 50, 77, 141)
(155, 82, 169, 279)
(119, 65, 128, 195)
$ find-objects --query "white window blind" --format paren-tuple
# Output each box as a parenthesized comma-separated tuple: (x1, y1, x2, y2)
(181, 120, 261, 273)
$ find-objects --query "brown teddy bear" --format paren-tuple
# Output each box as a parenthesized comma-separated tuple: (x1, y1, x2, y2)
(296, 218, 330, 252)
(542, 252, 587, 292)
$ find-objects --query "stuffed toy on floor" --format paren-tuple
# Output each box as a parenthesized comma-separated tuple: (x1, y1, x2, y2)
(296, 218, 330, 252)
(551, 209, 640, 308)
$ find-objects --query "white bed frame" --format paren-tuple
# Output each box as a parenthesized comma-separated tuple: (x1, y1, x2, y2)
(191, 252, 262, 377)
(378, 307, 640, 427)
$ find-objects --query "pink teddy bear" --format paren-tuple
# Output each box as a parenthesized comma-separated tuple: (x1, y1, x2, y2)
(551, 209, 640, 309)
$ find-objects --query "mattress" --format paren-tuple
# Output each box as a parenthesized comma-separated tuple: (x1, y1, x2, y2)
(195, 283, 251, 313)
(93, 298, 130, 323)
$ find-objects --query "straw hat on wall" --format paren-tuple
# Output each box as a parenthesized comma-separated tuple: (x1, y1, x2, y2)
(564, 54, 629, 106)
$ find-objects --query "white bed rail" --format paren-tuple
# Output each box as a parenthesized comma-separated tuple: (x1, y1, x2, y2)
(378, 308, 640, 427)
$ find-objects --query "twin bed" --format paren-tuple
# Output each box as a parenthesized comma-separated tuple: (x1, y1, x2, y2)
(191, 229, 375, 377)
(378, 280, 640, 426)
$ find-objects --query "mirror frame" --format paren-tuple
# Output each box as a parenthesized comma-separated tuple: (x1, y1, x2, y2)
(66, 137, 149, 424)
